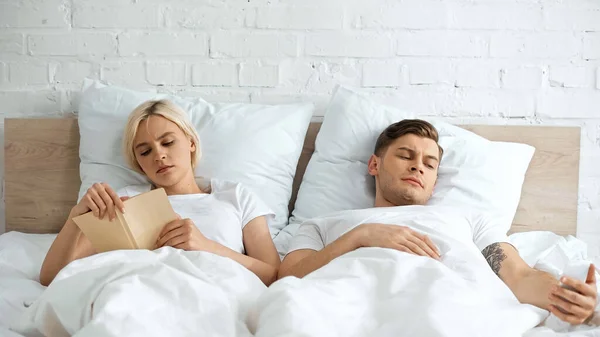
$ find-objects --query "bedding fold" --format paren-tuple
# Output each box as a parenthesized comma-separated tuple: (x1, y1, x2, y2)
(11, 247, 266, 337)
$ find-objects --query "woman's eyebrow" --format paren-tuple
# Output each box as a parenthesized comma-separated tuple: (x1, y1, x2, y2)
(135, 132, 175, 149)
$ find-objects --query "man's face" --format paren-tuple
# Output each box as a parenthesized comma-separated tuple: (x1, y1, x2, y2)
(368, 134, 440, 206)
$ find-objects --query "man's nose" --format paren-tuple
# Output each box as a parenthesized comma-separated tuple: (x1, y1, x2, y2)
(410, 164, 424, 175)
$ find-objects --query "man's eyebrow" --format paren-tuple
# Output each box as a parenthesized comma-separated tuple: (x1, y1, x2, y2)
(134, 132, 174, 149)
(397, 147, 439, 162)
(425, 155, 439, 162)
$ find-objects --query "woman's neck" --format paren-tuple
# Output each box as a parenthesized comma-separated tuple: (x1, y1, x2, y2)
(159, 173, 204, 196)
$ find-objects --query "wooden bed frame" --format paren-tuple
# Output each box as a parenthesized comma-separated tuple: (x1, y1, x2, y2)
(5, 118, 581, 236)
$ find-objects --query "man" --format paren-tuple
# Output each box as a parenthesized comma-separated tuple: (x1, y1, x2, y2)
(279, 119, 597, 326)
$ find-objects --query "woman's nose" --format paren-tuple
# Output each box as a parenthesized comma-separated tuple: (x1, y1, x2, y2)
(154, 149, 167, 161)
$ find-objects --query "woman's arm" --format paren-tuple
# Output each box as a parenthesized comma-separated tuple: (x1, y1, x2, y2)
(156, 216, 280, 286)
(205, 216, 279, 285)
(39, 213, 95, 286)
(39, 183, 127, 286)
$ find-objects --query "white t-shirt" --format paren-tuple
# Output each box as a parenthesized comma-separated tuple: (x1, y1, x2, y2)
(287, 205, 510, 257)
(118, 179, 274, 254)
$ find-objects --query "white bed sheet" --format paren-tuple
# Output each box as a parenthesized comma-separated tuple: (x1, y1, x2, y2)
(1, 230, 599, 336)
(253, 231, 600, 337)
(0, 232, 55, 330)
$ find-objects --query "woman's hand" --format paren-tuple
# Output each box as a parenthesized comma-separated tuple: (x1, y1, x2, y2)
(70, 182, 128, 221)
(549, 264, 598, 325)
(155, 217, 210, 251)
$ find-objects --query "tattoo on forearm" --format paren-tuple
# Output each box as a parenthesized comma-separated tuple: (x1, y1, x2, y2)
(482, 243, 507, 275)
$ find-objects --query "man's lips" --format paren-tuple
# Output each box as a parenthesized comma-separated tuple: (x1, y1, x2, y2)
(402, 177, 423, 188)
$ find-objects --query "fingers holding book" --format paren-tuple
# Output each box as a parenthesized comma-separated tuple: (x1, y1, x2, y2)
(155, 217, 208, 251)
(71, 183, 126, 221)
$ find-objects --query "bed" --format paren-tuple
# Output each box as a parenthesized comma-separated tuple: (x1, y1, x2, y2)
(2, 117, 598, 336)
(3, 118, 582, 235)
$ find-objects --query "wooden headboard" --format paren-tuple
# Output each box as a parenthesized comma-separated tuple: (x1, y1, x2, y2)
(5, 118, 580, 236)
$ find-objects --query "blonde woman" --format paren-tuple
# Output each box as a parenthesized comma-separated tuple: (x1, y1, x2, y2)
(40, 100, 280, 286)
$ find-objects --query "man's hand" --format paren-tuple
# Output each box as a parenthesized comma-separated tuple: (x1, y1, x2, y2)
(156, 217, 210, 251)
(549, 264, 598, 325)
(481, 242, 598, 326)
(357, 223, 441, 260)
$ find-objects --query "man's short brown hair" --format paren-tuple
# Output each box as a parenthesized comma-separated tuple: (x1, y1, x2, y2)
(374, 119, 444, 159)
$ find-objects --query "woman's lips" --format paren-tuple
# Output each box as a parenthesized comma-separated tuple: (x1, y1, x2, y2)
(157, 166, 173, 174)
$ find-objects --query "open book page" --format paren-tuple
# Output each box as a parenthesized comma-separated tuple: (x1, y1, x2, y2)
(72, 211, 135, 253)
(121, 188, 179, 250)
(72, 188, 177, 252)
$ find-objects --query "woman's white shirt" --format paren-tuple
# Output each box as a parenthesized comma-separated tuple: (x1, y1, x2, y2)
(118, 179, 274, 254)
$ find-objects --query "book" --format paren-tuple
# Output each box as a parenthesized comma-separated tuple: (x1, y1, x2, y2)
(72, 188, 178, 253)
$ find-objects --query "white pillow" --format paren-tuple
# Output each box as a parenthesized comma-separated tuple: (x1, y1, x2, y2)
(77, 79, 314, 236)
(290, 86, 535, 235)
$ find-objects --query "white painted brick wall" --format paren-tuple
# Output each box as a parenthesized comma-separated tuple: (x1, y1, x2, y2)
(501, 66, 543, 90)
(584, 33, 600, 60)
(211, 32, 298, 58)
(362, 61, 404, 88)
(29, 33, 117, 56)
(0, 34, 24, 54)
(455, 61, 500, 88)
(147, 62, 186, 86)
(454, 88, 536, 118)
(101, 62, 147, 87)
(1, 0, 600, 254)
(9, 62, 49, 86)
(119, 32, 207, 56)
(165, 7, 247, 29)
(191, 63, 237, 87)
(408, 60, 454, 86)
(538, 90, 600, 119)
(0, 1, 69, 28)
(239, 62, 279, 87)
(451, 3, 543, 30)
(0, 90, 63, 116)
(306, 33, 393, 58)
(54, 62, 94, 84)
(549, 66, 594, 88)
(544, 6, 600, 31)
(73, 4, 161, 29)
(0, 63, 7, 85)
(397, 31, 488, 57)
(353, 2, 449, 30)
(256, 6, 343, 30)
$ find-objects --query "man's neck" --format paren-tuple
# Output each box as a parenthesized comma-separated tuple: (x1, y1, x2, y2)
(374, 194, 397, 208)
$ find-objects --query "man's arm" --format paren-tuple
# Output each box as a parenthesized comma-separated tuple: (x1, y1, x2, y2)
(482, 242, 597, 325)
(278, 228, 363, 279)
(279, 223, 440, 279)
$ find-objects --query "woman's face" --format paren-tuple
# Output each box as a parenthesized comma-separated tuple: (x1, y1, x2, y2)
(133, 115, 196, 188)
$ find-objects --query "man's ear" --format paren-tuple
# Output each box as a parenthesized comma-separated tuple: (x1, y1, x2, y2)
(367, 154, 380, 177)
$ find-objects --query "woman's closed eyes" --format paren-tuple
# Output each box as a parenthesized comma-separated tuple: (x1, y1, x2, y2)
(139, 140, 175, 156)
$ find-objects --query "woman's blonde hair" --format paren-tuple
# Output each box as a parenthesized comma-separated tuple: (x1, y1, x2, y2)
(123, 99, 201, 174)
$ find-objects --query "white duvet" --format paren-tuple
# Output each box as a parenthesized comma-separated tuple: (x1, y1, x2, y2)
(2, 231, 600, 337)
(10, 247, 266, 337)
(250, 231, 600, 337)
